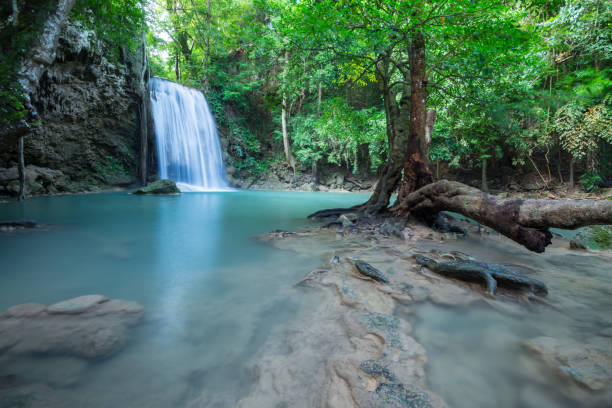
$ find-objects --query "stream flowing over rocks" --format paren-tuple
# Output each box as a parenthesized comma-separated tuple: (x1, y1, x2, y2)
(227, 223, 612, 408)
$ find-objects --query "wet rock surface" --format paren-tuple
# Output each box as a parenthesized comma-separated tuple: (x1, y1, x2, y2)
(0, 295, 143, 359)
(523, 336, 612, 393)
(247, 223, 612, 407)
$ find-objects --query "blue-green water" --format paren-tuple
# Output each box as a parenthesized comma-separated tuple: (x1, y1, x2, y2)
(0, 191, 368, 407)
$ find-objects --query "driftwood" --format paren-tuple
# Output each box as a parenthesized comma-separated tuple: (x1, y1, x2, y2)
(414, 255, 548, 296)
(394, 180, 612, 253)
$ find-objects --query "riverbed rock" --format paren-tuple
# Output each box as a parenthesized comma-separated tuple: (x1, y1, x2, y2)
(523, 336, 612, 391)
(0, 220, 39, 232)
(569, 225, 612, 251)
(0, 295, 144, 359)
(132, 179, 181, 195)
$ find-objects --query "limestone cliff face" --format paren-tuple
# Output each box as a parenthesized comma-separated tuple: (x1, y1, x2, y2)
(0, 22, 142, 195)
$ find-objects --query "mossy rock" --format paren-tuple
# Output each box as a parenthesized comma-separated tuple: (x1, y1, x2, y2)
(570, 225, 612, 251)
(132, 179, 181, 195)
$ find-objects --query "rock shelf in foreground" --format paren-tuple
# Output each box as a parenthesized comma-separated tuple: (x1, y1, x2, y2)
(0, 295, 144, 359)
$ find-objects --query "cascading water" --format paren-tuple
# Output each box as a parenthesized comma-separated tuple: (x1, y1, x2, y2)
(149, 77, 230, 192)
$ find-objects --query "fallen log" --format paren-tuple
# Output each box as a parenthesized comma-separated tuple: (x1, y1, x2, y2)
(393, 180, 612, 253)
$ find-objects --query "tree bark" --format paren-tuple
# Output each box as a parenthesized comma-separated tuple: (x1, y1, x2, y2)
(395, 30, 434, 204)
(481, 158, 488, 193)
(425, 109, 436, 146)
(139, 30, 148, 186)
(18, 136, 25, 201)
(281, 95, 296, 174)
(569, 158, 575, 187)
(393, 180, 612, 253)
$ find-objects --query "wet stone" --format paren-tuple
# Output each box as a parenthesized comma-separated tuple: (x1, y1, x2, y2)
(375, 383, 435, 408)
(46, 295, 108, 314)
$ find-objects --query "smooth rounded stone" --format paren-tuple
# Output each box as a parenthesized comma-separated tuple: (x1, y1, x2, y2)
(3, 303, 46, 318)
(46, 294, 108, 314)
(523, 336, 612, 392)
(0, 296, 144, 359)
(132, 179, 181, 195)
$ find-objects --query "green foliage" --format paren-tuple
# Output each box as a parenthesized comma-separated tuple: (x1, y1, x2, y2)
(579, 170, 603, 192)
(290, 98, 387, 175)
(71, 0, 146, 51)
(94, 155, 126, 181)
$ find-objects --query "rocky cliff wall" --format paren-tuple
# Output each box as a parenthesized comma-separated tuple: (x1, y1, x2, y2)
(0, 22, 143, 196)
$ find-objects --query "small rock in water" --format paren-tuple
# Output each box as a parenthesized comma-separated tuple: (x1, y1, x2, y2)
(132, 179, 181, 195)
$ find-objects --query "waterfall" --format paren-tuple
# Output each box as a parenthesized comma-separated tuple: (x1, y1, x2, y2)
(149, 77, 230, 192)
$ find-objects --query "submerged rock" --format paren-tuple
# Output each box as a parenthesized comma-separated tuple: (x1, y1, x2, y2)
(0, 220, 39, 232)
(132, 179, 181, 195)
(523, 336, 612, 392)
(0, 295, 143, 359)
(569, 225, 612, 251)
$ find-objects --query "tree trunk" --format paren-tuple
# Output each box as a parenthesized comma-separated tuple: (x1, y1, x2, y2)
(281, 95, 296, 174)
(481, 158, 488, 193)
(139, 31, 148, 186)
(569, 158, 575, 187)
(317, 81, 322, 115)
(395, 30, 433, 205)
(312, 161, 318, 184)
(393, 180, 612, 253)
(425, 109, 436, 146)
(18, 136, 25, 201)
(309, 50, 407, 217)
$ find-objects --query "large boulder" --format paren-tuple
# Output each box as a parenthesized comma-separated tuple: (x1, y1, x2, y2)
(0, 165, 71, 196)
(569, 225, 612, 251)
(0, 295, 144, 359)
(132, 179, 181, 195)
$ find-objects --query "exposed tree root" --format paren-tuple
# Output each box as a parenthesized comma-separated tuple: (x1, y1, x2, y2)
(414, 255, 548, 296)
(393, 180, 612, 253)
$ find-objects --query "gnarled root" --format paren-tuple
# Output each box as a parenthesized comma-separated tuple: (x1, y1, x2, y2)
(394, 180, 612, 253)
(414, 255, 548, 296)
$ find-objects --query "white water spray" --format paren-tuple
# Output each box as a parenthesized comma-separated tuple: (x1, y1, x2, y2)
(149, 77, 230, 192)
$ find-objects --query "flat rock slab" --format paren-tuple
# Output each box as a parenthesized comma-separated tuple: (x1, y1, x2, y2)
(0, 295, 143, 359)
(523, 336, 612, 391)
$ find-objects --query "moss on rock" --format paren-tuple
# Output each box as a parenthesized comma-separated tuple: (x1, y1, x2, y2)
(570, 225, 612, 251)
(132, 179, 180, 195)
